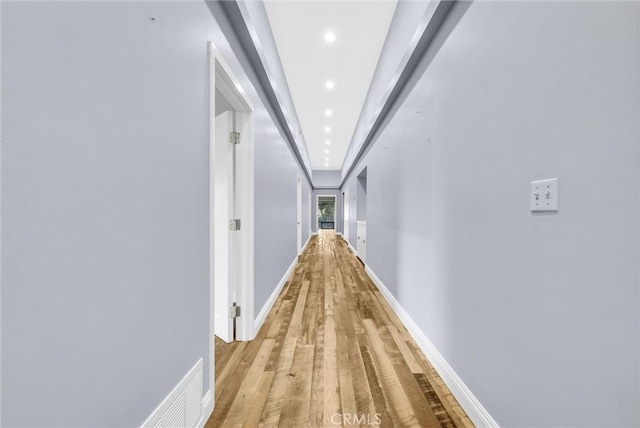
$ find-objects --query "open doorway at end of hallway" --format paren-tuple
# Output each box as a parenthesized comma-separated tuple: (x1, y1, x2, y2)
(317, 195, 337, 231)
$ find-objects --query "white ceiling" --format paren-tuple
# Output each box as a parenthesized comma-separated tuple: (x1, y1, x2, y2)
(264, 0, 397, 170)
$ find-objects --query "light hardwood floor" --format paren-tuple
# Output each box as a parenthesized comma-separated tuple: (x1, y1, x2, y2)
(207, 230, 473, 428)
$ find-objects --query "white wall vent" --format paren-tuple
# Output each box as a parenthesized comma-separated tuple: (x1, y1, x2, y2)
(142, 359, 207, 428)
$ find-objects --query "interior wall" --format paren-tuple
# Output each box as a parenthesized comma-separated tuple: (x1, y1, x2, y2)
(254, 137, 310, 317)
(1, 1, 312, 426)
(2, 3, 215, 425)
(341, 1, 640, 426)
(215, 88, 235, 115)
(312, 169, 342, 188)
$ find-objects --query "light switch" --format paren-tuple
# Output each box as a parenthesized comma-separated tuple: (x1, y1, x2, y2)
(531, 178, 559, 212)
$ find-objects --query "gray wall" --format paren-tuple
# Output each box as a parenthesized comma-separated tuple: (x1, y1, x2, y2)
(342, 1, 640, 426)
(312, 189, 342, 234)
(254, 128, 311, 316)
(356, 173, 367, 222)
(312, 169, 342, 188)
(2, 3, 213, 425)
(215, 88, 236, 115)
(1, 1, 311, 426)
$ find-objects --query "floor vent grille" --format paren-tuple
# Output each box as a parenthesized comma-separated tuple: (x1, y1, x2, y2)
(142, 359, 204, 428)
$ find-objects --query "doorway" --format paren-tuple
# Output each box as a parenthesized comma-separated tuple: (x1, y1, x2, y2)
(308, 191, 312, 240)
(356, 167, 367, 263)
(297, 174, 302, 254)
(209, 42, 255, 399)
(317, 195, 337, 230)
(343, 189, 349, 241)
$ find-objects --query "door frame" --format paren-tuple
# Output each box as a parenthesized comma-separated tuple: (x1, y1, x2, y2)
(343, 188, 349, 241)
(297, 174, 302, 254)
(316, 194, 337, 231)
(209, 42, 255, 397)
(308, 191, 312, 239)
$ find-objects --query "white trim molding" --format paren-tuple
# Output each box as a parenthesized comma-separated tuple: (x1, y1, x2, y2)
(364, 266, 499, 428)
(198, 391, 213, 428)
(302, 233, 313, 252)
(254, 256, 297, 335)
(346, 239, 357, 255)
(141, 359, 213, 428)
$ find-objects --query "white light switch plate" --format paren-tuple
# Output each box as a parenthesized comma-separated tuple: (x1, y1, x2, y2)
(531, 178, 559, 212)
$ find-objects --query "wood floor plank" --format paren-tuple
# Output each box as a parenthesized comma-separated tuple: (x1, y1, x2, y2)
(360, 343, 393, 428)
(323, 255, 342, 426)
(222, 339, 276, 427)
(207, 231, 474, 428)
(278, 345, 315, 427)
(387, 325, 423, 374)
(362, 319, 420, 427)
(242, 371, 275, 428)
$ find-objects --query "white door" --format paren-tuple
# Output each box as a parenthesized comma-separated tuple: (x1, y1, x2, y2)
(214, 111, 236, 343)
(357, 222, 367, 263)
(297, 174, 302, 254)
(343, 189, 349, 243)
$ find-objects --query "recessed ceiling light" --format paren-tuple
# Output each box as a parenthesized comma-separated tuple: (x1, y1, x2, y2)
(324, 32, 336, 43)
(325, 150, 330, 154)
(324, 126, 331, 133)
(325, 157, 329, 161)
(325, 163, 329, 167)
(325, 109, 332, 117)
(325, 140, 331, 145)
(325, 80, 334, 90)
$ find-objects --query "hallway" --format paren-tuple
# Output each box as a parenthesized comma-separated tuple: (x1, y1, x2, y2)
(3, 1, 639, 426)
(207, 231, 473, 427)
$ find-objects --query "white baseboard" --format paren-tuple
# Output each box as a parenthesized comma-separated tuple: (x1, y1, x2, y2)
(346, 240, 357, 255)
(197, 390, 213, 428)
(364, 266, 499, 428)
(254, 256, 297, 334)
(302, 234, 312, 251)
(142, 359, 211, 428)
(336, 232, 343, 237)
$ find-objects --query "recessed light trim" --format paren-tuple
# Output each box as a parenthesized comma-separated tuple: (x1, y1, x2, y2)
(324, 32, 336, 43)
(324, 126, 331, 133)
(325, 109, 332, 117)
(325, 80, 334, 90)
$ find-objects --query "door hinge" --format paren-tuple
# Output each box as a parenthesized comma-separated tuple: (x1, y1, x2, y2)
(229, 131, 240, 145)
(231, 304, 241, 318)
(229, 219, 241, 230)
